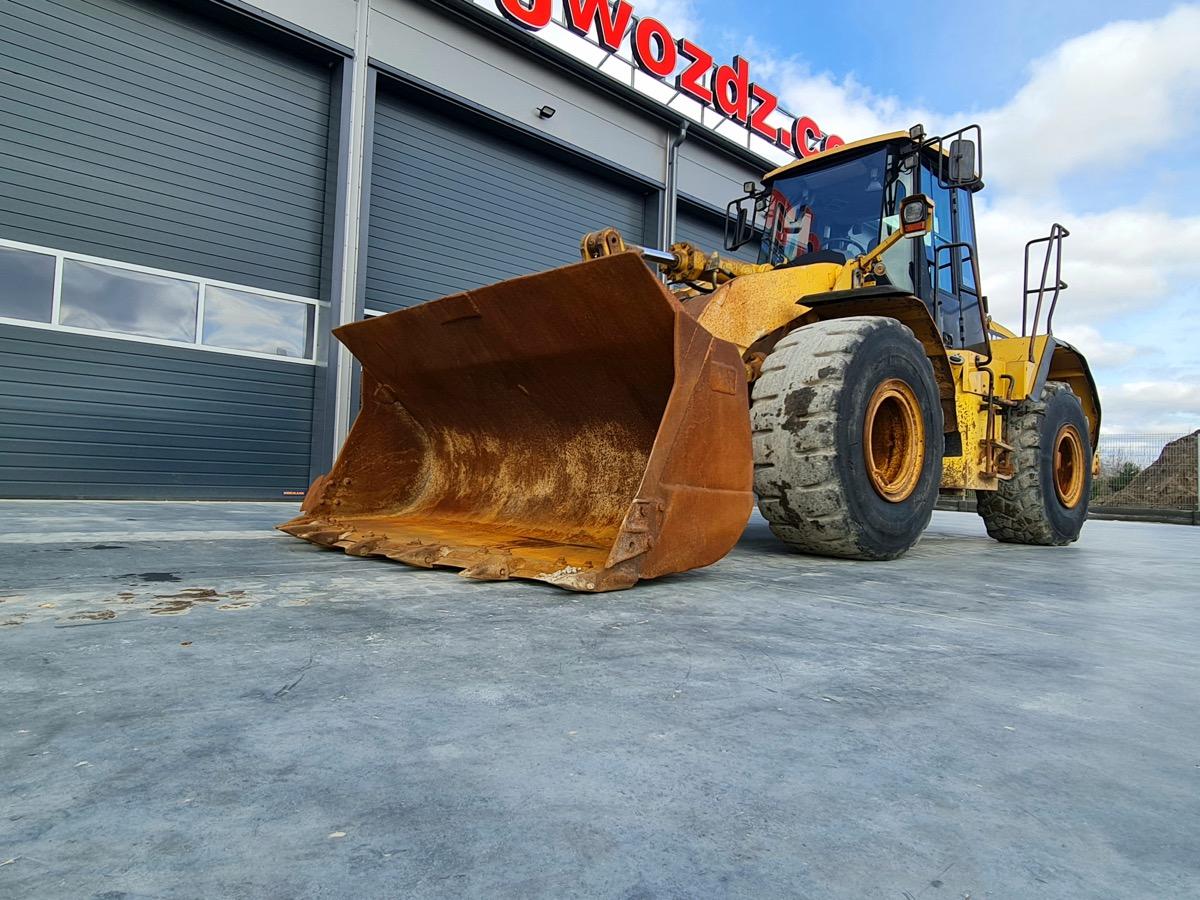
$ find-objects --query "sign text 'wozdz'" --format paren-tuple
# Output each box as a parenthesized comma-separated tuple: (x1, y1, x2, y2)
(495, 0, 843, 159)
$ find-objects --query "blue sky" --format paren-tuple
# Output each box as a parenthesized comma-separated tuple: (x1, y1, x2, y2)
(724, 0, 1180, 110)
(638, 0, 1200, 434)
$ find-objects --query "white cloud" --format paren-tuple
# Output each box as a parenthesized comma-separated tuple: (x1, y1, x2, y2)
(736, 38, 932, 140)
(973, 198, 1200, 329)
(1053, 324, 1138, 368)
(976, 5, 1200, 191)
(1097, 381, 1200, 433)
(631, 0, 704, 39)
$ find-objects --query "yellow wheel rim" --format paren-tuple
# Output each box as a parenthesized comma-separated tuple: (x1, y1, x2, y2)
(1053, 424, 1086, 508)
(864, 378, 925, 503)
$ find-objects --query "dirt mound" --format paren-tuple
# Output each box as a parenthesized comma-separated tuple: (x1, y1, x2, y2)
(1108, 431, 1198, 509)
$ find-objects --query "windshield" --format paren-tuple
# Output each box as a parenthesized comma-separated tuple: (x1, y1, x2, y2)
(759, 146, 906, 267)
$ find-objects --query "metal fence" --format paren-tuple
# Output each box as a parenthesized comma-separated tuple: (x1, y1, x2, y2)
(1092, 431, 1199, 512)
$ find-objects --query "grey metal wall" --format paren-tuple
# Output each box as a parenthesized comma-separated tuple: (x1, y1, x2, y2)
(365, 88, 650, 312)
(368, 0, 668, 186)
(0, 0, 333, 500)
(0, 0, 331, 297)
(0, 324, 315, 500)
(676, 202, 760, 263)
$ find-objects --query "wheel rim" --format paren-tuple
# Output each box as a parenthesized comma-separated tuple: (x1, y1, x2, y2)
(1053, 424, 1086, 508)
(863, 378, 925, 503)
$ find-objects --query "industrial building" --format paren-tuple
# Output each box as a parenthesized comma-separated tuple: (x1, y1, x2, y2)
(0, 0, 834, 499)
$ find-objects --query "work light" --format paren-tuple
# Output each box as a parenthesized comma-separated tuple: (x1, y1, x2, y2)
(900, 195, 932, 236)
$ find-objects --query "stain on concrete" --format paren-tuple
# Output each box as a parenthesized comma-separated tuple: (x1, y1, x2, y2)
(69, 610, 116, 621)
(154, 588, 223, 602)
(150, 588, 248, 616)
(150, 600, 192, 616)
(124, 572, 181, 582)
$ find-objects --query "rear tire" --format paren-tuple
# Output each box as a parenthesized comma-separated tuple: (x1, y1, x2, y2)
(977, 381, 1091, 545)
(751, 317, 944, 560)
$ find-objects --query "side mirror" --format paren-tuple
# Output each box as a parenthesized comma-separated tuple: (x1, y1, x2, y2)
(899, 194, 933, 238)
(948, 138, 979, 186)
(725, 193, 758, 252)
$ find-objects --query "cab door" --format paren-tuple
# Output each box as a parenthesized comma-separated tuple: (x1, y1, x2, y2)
(919, 163, 985, 350)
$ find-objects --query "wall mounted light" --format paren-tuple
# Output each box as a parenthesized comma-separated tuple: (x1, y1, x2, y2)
(537, 105, 556, 120)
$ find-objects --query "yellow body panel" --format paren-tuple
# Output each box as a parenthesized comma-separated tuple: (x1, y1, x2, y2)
(988, 335, 1053, 401)
(694, 263, 841, 354)
(941, 350, 1006, 491)
(763, 131, 909, 183)
(942, 384, 1001, 490)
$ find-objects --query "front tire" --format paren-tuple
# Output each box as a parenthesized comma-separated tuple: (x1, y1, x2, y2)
(751, 316, 944, 560)
(977, 381, 1092, 545)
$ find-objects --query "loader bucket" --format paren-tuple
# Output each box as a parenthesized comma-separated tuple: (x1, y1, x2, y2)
(279, 252, 753, 592)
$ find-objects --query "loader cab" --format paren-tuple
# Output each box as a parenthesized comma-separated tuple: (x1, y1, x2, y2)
(750, 132, 987, 351)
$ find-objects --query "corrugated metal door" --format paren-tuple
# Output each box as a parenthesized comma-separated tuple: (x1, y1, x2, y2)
(365, 90, 650, 312)
(0, 0, 330, 499)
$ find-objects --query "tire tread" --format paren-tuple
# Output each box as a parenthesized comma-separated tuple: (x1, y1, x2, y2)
(750, 317, 938, 560)
(976, 381, 1087, 545)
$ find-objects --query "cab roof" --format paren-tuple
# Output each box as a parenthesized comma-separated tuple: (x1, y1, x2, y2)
(763, 131, 910, 183)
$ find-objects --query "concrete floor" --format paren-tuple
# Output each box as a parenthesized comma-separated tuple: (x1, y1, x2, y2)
(0, 503, 1197, 899)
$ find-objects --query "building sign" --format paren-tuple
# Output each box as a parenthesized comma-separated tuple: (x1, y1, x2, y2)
(495, 0, 843, 159)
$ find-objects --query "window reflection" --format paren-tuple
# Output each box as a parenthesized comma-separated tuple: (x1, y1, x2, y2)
(203, 286, 314, 358)
(0, 246, 55, 323)
(60, 260, 198, 341)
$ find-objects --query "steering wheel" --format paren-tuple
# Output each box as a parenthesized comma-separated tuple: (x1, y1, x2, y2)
(823, 237, 868, 257)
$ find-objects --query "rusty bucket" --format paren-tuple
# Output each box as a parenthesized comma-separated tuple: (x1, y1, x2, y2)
(279, 252, 753, 591)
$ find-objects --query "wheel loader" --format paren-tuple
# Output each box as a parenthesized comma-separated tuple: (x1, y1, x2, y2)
(280, 124, 1101, 591)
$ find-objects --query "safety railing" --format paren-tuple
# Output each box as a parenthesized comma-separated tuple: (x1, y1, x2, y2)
(1022, 224, 1070, 360)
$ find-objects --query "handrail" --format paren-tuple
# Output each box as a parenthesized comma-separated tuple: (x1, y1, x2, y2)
(1022, 224, 1070, 361)
(933, 240, 991, 365)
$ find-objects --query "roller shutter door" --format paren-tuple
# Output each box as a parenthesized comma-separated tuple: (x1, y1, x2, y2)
(0, 325, 315, 500)
(0, 0, 330, 499)
(676, 201, 760, 263)
(365, 90, 650, 312)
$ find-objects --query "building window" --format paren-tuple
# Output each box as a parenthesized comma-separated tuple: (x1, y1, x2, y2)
(0, 245, 55, 323)
(0, 238, 320, 364)
(60, 259, 199, 342)
(203, 286, 314, 359)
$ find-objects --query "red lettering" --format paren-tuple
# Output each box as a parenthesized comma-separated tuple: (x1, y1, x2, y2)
(748, 84, 779, 141)
(495, 0, 552, 30)
(564, 0, 633, 51)
(793, 116, 831, 157)
(710, 55, 750, 123)
(675, 39, 713, 104)
(495, 0, 831, 161)
(631, 17, 677, 79)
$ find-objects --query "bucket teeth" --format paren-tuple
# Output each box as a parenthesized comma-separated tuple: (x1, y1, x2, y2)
(456, 547, 516, 581)
(278, 519, 348, 547)
(343, 535, 387, 557)
(537, 560, 638, 593)
(383, 545, 442, 568)
(459, 559, 513, 581)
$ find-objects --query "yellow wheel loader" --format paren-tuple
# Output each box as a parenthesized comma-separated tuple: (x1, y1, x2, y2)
(281, 124, 1101, 591)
